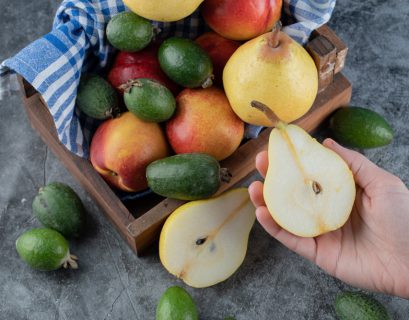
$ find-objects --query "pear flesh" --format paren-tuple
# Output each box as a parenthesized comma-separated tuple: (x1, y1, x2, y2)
(264, 124, 356, 237)
(159, 188, 256, 288)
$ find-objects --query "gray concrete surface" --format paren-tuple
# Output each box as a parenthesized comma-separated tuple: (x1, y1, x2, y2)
(0, 1, 408, 319)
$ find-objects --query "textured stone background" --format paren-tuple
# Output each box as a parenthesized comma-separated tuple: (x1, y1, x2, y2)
(0, 1, 408, 319)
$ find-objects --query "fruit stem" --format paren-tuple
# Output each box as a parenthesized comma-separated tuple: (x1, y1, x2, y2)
(118, 79, 143, 93)
(251, 100, 282, 126)
(201, 75, 214, 89)
(105, 108, 113, 118)
(108, 104, 122, 119)
(220, 168, 232, 183)
(109, 170, 118, 177)
(269, 21, 282, 48)
(63, 253, 78, 269)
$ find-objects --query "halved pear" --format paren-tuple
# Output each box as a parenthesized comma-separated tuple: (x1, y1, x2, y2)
(264, 123, 356, 237)
(159, 188, 255, 288)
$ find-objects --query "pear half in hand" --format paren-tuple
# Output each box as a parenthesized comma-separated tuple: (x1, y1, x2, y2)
(264, 122, 356, 237)
(159, 188, 255, 288)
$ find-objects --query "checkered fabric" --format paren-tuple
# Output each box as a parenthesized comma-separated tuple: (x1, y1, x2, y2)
(0, 0, 336, 158)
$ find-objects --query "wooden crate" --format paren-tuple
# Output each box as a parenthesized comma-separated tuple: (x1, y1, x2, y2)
(18, 25, 352, 255)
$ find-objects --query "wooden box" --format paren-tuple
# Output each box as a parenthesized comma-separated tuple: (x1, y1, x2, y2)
(18, 25, 352, 255)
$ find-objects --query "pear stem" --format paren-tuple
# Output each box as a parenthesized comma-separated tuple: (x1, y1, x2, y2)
(250, 100, 281, 126)
(269, 21, 282, 48)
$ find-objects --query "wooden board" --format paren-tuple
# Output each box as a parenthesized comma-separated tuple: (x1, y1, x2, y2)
(17, 26, 352, 255)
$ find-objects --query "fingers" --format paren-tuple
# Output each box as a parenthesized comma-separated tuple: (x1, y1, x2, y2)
(323, 138, 381, 189)
(248, 181, 266, 207)
(256, 151, 268, 179)
(256, 206, 317, 262)
(256, 206, 281, 237)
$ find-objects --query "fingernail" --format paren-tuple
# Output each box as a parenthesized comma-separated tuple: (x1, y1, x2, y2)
(323, 138, 334, 147)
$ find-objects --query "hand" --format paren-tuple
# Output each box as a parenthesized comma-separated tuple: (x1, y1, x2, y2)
(249, 138, 409, 299)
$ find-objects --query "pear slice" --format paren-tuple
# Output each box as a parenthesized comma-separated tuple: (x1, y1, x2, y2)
(264, 123, 356, 237)
(159, 188, 256, 288)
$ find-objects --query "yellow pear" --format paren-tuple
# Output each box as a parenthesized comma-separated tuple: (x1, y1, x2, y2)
(264, 122, 355, 237)
(159, 188, 255, 288)
(223, 27, 318, 126)
(123, 0, 204, 22)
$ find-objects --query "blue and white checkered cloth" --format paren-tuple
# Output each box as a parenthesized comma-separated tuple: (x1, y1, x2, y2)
(0, 0, 336, 158)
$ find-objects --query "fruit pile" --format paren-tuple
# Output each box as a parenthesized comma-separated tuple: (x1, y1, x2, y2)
(77, 0, 319, 200)
(79, 0, 393, 201)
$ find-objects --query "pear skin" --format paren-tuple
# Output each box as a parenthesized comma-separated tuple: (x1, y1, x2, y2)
(223, 31, 318, 126)
(123, 0, 204, 22)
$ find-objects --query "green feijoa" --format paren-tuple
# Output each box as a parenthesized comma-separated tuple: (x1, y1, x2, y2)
(156, 286, 199, 320)
(16, 228, 78, 271)
(147, 153, 230, 201)
(123, 78, 176, 122)
(158, 37, 214, 88)
(106, 11, 154, 52)
(76, 74, 118, 119)
(335, 291, 390, 320)
(32, 182, 86, 238)
(329, 107, 394, 149)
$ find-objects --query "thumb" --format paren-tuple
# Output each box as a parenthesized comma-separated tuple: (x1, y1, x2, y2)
(323, 138, 382, 189)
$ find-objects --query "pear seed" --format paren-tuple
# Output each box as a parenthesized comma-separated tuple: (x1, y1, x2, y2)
(312, 181, 322, 194)
(195, 237, 207, 246)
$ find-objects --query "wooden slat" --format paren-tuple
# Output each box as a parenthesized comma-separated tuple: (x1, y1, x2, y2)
(306, 36, 337, 92)
(294, 73, 352, 131)
(313, 25, 348, 74)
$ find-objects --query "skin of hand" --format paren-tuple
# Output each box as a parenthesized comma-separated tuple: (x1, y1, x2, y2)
(248, 138, 409, 299)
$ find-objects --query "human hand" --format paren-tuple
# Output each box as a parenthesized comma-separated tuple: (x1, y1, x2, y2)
(249, 138, 409, 299)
